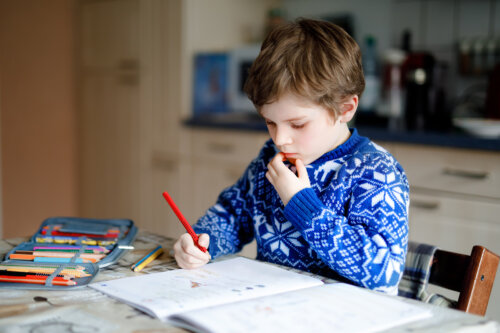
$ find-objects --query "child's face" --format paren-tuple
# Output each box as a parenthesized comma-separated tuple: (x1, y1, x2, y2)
(261, 93, 349, 165)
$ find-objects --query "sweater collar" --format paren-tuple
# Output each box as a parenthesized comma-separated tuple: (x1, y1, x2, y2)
(310, 128, 368, 165)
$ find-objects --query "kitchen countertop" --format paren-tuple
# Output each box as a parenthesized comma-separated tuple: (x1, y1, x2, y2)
(185, 113, 500, 152)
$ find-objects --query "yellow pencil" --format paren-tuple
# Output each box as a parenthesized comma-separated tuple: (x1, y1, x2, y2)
(131, 246, 163, 272)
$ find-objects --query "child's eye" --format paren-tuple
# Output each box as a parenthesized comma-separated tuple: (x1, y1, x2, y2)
(265, 121, 276, 127)
(291, 123, 306, 129)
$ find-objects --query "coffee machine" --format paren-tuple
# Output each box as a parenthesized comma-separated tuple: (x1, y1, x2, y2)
(402, 52, 449, 131)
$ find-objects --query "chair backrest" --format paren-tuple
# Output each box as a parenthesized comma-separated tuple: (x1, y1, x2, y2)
(430, 245, 500, 316)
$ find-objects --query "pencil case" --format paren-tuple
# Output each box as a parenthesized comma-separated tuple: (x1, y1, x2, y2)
(30, 217, 137, 267)
(0, 216, 137, 289)
(0, 261, 98, 290)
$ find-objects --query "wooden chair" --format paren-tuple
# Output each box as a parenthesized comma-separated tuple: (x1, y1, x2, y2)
(429, 245, 500, 316)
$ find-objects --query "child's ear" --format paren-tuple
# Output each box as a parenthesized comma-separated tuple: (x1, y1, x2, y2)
(338, 95, 358, 123)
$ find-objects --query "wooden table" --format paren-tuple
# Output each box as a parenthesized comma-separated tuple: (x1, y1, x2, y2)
(1, 231, 499, 333)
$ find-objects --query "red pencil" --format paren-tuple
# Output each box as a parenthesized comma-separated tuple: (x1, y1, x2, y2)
(162, 191, 207, 253)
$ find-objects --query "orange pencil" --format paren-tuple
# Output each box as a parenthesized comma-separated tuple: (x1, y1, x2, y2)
(0, 275, 76, 286)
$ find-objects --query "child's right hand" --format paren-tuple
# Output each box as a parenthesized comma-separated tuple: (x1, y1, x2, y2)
(173, 233, 211, 269)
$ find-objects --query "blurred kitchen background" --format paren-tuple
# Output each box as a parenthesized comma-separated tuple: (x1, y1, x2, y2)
(1, 0, 500, 319)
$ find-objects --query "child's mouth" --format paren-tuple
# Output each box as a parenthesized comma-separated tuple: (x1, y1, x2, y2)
(282, 153, 297, 164)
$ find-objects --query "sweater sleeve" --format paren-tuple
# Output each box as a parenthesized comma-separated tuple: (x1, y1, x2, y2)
(283, 152, 409, 294)
(192, 162, 256, 259)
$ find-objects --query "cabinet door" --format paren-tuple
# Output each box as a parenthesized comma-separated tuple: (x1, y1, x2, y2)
(408, 190, 500, 320)
(79, 0, 142, 221)
(392, 144, 500, 200)
(190, 130, 269, 215)
(191, 129, 269, 165)
(191, 160, 248, 219)
(409, 192, 500, 252)
(144, 153, 191, 238)
(189, 130, 268, 258)
(80, 0, 140, 69)
(80, 74, 141, 221)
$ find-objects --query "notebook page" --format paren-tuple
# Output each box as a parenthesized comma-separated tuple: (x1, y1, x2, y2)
(170, 283, 433, 333)
(89, 257, 323, 319)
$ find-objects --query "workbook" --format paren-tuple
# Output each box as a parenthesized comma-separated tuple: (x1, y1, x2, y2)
(89, 257, 432, 333)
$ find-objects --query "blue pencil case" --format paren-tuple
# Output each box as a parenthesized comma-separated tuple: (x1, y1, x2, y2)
(0, 261, 99, 290)
(0, 216, 137, 289)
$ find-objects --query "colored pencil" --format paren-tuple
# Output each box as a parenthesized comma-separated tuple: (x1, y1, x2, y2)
(33, 245, 108, 251)
(24, 249, 107, 254)
(9, 253, 99, 263)
(0, 266, 90, 278)
(162, 191, 207, 252)
(14, 251, 105, 259)
(34, 257, 95, 263)
(0, 270, 69, 278)
(35, 236, 116, 246)
(131, 246, 163, 272)
(0, 275, 76, 286)
(41, 229, 119, 238)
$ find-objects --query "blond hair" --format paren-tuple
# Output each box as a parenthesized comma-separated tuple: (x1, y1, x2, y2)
(244, 18, 365, 117)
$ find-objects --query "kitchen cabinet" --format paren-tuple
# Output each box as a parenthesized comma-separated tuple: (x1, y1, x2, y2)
(77, 0, 275, 243)
(390, 143, 500, 320)
(78, 0, 186, 231)
(188, 129, 269, 258)
(393, 144, 500, 200)
(79, 73, 141, 221)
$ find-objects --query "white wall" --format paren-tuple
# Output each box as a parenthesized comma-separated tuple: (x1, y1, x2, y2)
(283, 0, 499, 107)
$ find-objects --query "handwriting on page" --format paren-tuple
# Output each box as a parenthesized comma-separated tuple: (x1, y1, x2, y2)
(90, 257, 323, 320)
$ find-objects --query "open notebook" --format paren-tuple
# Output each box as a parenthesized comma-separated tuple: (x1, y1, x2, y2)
(89, 257, 432, 333)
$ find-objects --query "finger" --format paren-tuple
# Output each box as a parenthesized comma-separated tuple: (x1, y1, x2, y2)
(185, 233, 211, 261)
(265, 171, 275, 186)
(173, 235, 193, 262)
(198, 233, 210, 248)
(179, 234, 207, 259)
(173, 239, 193, 268)
(175, 252, 207, 269)
(174, 239, 209, 268)
(197, 234, 212, 259)
(274, 152, 285, 162)
(176, 250, 207, 265)
(266, 164, 277, 178)
(295, 159, 307, 178)
(266, 158, 280, 178)
(269, 156, 289, 175)
(270, 152, 286, 167)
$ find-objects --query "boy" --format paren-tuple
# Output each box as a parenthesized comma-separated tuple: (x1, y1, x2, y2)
(174, 18, 409, 294)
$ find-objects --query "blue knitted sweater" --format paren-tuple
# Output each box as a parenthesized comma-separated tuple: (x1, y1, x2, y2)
(193, 129, 409, 294)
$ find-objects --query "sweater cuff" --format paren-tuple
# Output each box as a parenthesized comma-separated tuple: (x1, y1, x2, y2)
(284, 188, 323, 231)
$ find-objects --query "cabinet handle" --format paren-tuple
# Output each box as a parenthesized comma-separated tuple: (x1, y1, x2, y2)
(152, 155, 176, 172)
(118, 58, 139, 70)
(206, 142, 234, 154)
(442, 167, 489, 180)
(410, 200, 440, 210)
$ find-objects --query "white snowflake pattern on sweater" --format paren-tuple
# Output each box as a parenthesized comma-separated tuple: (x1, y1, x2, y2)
(193, 129, 409, 294)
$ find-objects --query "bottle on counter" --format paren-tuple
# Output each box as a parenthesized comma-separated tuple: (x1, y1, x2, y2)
(359, 35, 381, 114)
(378, 49, 406, 131)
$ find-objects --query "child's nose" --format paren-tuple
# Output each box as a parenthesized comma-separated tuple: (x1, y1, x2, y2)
(274, 126, 292, 146)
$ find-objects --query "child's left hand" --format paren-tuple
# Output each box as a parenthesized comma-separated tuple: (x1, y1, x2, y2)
(266, 153, 311, 206)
